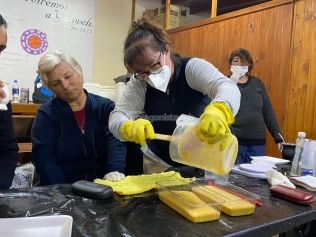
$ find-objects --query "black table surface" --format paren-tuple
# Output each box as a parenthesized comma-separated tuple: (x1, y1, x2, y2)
(1, 172, 316, 237)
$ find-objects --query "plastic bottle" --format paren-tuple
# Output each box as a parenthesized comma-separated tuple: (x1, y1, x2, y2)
(313, 150, 316, 177)
(12, 80, 20, 103)
(301, 139, 316, 175)
(290, 131, 306, 176)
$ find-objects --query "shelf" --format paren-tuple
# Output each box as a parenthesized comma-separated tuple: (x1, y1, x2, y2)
(12, 103, 41, 116)
(133, 0, 272, 30)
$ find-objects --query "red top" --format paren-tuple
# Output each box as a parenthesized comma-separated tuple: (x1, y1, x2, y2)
(74, 108, 85, 132)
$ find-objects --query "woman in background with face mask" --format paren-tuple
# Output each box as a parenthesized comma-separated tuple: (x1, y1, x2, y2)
(228, 48, 283, 164)
(109, 18, 241, 170)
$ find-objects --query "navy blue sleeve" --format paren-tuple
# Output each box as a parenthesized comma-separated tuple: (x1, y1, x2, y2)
(101, 101, 127, 173)
(31, 106, 66, 185)
(0, 103, 18, 189)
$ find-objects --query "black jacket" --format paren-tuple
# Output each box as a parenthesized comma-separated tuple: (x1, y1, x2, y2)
(145, 57, 210, 165)
(0, 102, 18, 189)
(231, 76, 283, 145)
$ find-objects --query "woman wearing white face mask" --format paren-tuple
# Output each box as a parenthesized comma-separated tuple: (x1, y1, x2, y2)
(109, 18, 241, 171)
(228, 48, 283, 164)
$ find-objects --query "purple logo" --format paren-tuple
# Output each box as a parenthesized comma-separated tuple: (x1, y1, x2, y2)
(20, 29, 48, 55)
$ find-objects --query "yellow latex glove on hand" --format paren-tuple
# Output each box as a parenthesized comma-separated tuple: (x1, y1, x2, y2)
(119, 119, 155, 147)
(195, 103, 235, 148)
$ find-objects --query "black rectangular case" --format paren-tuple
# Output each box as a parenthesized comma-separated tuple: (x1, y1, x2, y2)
(71, 180, 113, 199)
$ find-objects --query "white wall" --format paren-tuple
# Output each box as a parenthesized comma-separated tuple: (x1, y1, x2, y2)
(93, 0, 132, 86)
(0, 0, 95, 96)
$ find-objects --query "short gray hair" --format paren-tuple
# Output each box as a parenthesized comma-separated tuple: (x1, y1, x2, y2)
(37, 50, 82, 87)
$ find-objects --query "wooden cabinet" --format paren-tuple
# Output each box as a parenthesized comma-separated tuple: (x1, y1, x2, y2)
(12, 103, 40, 115)
(12, 103, 41, 155)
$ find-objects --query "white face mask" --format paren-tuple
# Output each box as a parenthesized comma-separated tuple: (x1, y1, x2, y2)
(147, 65, 171, 92)
(147, 53, 171, 92)
(230, 65, 249, 76)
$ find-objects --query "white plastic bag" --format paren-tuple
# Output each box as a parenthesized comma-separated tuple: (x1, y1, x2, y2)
(10, 163, 35, 189)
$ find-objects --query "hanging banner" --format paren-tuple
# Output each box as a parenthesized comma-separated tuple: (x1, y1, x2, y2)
(0, 0, 95, 99)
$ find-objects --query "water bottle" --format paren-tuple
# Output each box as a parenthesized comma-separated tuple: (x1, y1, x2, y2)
(290, 131, 306, 176)
(12, 80, 20, 103)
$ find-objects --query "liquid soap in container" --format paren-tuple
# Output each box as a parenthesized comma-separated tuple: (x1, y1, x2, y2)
(169, 114, 238, 176)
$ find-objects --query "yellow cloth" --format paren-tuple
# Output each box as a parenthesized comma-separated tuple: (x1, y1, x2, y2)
(94, 171, 192, 195)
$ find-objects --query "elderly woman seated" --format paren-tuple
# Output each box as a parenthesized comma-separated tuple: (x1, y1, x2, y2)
(32, 51, 143, 185)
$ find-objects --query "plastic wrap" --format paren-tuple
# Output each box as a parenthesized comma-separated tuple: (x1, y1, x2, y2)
(1, 172, 316, 236)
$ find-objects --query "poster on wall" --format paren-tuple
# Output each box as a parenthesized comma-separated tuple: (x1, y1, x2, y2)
(0, 0, 95, 100)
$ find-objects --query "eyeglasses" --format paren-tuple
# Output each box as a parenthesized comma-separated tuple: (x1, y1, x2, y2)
(134, 52, 163, 81)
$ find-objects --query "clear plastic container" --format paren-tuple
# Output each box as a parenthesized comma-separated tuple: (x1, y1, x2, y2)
(156, 178, 259, 219)
(156, 179, 223, 223)
(301, 139, 316, 175)
(169, 114, 238, 176)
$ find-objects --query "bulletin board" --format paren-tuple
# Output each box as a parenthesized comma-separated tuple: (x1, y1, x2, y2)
(0, 0, 95, 100)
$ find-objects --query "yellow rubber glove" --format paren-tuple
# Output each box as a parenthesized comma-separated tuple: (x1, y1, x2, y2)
(119, 119, 155, 147)
(195, 103, 235, 147)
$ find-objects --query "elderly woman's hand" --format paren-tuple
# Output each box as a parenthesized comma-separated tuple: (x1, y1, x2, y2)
(0, 80, 7, 98)
(0, 80, 10, 110)
(104, 171, 125, 182)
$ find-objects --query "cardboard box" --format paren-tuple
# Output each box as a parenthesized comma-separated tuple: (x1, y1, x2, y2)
(153, 4, 181, 29)
(142, 9, 154, 20)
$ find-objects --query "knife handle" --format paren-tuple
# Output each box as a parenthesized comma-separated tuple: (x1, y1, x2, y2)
(155, 133, 172, 142)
